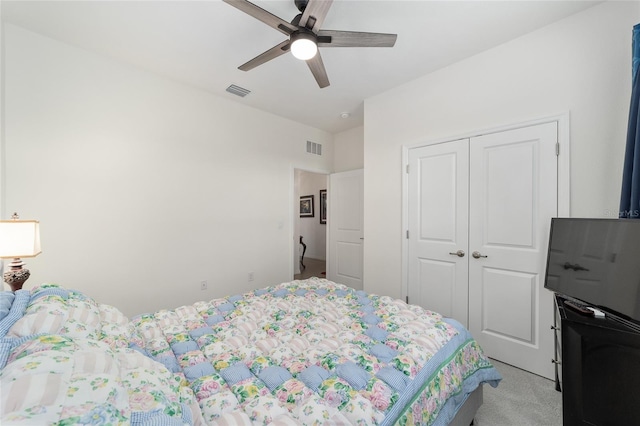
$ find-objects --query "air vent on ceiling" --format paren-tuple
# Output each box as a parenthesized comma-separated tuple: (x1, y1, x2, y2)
(226, 84, 251, 97)
(306, 141, 322, 156)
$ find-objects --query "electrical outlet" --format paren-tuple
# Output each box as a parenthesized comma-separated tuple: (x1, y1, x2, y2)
(200, 280, 208, 290)
(248, 272, 254, 282)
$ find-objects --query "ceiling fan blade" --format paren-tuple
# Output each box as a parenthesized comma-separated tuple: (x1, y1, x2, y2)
(306, 51, 330, 88)
(299, 0, 333, 33)
(238, 40, 291, 71)
(223, 0, 297, 36)
(317, 30, 397, 47)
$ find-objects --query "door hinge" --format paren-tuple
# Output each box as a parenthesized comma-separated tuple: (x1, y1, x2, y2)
(406, 295, 409, 304)
(556, 143, 560, 156)
(406, 164, 410, 174)
(406, 230, 409, 239)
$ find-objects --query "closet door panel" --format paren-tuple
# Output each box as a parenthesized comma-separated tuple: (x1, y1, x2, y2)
(469, 122, 558, 380)
(481, 267, 536, 343)
(416, 258, 457, 316)
(408, 139, 469, 325)
(484, 142, 536, 247)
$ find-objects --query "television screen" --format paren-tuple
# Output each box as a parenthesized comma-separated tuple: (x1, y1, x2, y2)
(544, 218, 640, 324)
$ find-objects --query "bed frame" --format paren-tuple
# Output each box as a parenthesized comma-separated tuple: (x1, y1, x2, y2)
(448, 385, 483, 426)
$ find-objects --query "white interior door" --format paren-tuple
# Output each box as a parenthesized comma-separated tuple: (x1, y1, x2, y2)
(327, 169, 364, 289)
(406, 121, 559, 379)
(408, 139, 470, 326)
(468, 122, 558, 380)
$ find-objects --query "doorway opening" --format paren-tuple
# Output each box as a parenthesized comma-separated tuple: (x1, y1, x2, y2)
(293, 169, 327, 280)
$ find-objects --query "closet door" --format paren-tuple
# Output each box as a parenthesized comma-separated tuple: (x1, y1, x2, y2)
(468, 122, 558, 380)
(407, 139, 470, 325)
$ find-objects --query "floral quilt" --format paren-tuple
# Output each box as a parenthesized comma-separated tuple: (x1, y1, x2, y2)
(130, 278, 501, 425)
(0, 278, 501, 425)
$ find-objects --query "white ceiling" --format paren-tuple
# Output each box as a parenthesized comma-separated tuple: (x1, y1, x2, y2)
(2, 0, 601, 134)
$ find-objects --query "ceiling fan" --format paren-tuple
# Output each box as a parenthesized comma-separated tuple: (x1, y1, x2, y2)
(223, 0, 397, 88)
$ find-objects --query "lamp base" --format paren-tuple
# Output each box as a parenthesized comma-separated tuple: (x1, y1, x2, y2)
(4, 259, 30, 292)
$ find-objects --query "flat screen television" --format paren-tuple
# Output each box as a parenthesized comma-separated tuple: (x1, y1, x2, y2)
(544, 217, 640, 325)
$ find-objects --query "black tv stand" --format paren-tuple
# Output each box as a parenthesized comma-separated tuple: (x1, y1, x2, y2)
(553, 294, 640, 425)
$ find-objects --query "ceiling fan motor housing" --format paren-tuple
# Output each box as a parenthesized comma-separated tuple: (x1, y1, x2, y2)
(294, 0, 309, 13)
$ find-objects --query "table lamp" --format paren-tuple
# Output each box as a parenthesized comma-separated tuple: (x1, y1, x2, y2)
(0, 212, 41, 291)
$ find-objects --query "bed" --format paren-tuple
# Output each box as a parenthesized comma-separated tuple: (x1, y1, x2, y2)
(1, 278, 501, 425)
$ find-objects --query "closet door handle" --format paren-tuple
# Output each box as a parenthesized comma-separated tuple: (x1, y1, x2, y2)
(449, 250, 465, 257)
(472, 251, 488, 259)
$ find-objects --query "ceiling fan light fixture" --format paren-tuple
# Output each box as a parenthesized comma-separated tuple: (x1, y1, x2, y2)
(291, 31, 318, 60)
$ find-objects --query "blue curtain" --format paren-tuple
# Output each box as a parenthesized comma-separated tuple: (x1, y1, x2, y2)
(620, 23, 640, 218)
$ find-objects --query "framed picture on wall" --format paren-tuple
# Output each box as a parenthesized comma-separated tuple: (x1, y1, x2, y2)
(319, 189, 327, 224)
(300, 195, 314, 217)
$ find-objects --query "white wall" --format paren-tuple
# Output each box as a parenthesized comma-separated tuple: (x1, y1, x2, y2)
(363, 1, 640, 299)
(334, 125, 364, 172)
(2, 24, 334, 316)
(296, 170, 327, 260)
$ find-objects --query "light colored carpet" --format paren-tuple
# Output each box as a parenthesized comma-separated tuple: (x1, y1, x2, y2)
(475, 359, 562, 426)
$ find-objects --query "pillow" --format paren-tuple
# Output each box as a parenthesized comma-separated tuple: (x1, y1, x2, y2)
(0, 292, 15, 322)
(29, 284, 69, 302)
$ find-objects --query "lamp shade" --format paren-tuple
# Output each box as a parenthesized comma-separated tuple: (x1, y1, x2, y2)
(0, 220, 41, 258)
